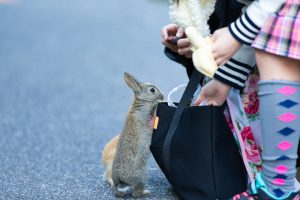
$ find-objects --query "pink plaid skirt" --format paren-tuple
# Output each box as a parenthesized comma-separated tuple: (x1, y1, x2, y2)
(252, 0, 300, 60)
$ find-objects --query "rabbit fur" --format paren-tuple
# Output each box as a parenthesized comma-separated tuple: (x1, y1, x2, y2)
(102, 135, 119, 186)
(103, 72, 163, 198)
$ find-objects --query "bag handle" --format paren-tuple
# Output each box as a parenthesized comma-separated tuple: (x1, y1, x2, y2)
(167, 84, 188, 107)
(163, 70, 204, 171)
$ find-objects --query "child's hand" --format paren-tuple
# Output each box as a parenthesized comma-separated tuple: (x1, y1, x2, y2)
(194, 79, 231, 106)
(177, 38, 193, 58)
(161, 24, 185, 53)
(211, 27, 242, 66)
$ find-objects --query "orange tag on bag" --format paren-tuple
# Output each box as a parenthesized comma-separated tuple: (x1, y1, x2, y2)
(153, 116, 159, 130)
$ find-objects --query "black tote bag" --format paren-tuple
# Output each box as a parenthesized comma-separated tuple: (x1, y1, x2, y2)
(150, 70, 248, 200)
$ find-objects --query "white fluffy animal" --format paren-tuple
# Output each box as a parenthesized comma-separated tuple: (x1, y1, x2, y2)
(169, 0, 216, 37)
(169, 0, 218, 77)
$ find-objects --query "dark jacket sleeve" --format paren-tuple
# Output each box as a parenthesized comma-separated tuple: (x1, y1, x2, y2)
(164, 48, 195, 78)
(208, 0, 244, 33)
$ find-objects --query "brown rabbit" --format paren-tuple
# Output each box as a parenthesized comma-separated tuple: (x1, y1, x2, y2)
(102, 135, 119, 186)
(106, 72, 163, 198)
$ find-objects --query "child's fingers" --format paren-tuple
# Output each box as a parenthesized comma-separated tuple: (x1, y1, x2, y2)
(161, 29, 170, 41)
(212, 51, 220, 64)
(178, 47, 192, 56)
(162, 40, 178, 52)
(215, 58, 223, 66)
(178, 50, 192, 58)
(177, 38, 190, 48)
(219, 59, 228, 66)
(212, 48, 224, 66)
(193, 93, 205, 106)
(210, 34, 217, 42)
(215, 57, 228, 66)
(161, 24, 178, 40)
(211, 45, 218, 57)
(176, 27, 185, 37)
(211, 28, 222, 43)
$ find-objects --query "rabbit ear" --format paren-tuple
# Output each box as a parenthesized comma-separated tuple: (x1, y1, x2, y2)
(124, 72, 142, 93)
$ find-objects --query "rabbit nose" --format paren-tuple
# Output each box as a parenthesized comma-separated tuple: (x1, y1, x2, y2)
(160, 93, 164, 100)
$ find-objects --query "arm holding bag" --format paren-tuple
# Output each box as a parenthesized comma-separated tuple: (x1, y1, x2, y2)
(150, 70, 247, 200)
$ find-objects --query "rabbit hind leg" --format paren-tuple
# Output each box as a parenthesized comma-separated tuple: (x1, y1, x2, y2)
(132, 183, 150, 198)
(115, 182, 131, 198)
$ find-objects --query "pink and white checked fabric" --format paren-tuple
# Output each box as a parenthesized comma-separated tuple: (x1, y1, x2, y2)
(252, 0, 300, 60)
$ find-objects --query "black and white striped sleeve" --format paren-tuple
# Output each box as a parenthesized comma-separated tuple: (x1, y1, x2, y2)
(214, 59, 253, 90)
(213, 45, 256, 90)
(228, 0, 285, 45)
(228, 12, 260, 45)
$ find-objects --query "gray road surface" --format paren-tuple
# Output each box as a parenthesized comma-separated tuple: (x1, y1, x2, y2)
(0, 0, 188, 199)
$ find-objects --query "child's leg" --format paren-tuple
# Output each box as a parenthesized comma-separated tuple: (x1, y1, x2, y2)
(255, 50, 300, 198)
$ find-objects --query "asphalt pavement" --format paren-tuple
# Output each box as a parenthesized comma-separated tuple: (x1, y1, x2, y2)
(0, 0, 187, 199)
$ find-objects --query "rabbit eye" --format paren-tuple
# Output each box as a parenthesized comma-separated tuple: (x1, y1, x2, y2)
(150, 88, 156, 93)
